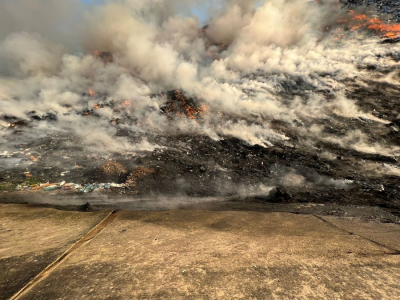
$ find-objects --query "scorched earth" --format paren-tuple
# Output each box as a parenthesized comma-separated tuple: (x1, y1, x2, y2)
(0, 0, 400, 213)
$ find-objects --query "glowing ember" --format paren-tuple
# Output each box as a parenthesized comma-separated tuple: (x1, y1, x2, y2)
(30, 156, 38, 162)
(89, 89, 96, 97)
(198, 104, 209, 114)
(93, 50, 113, 63)
(162, 90, 209, 120)
(185, 106, 197, 119)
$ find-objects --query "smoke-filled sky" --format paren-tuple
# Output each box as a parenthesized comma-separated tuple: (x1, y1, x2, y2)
(0, 0, 399, 160)
(79, 0, 217, 21)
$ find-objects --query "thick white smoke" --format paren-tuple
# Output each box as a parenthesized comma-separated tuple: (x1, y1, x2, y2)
(0, 0, 399, 159)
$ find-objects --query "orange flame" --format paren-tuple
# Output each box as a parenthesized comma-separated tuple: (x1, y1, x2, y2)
(185, 103, 209, 119)
(185, 106, 197, 119)
(89, 89, 96, 97)
(30, 156, 38, 162)
(350, 12, 400, 38)
(121, 100, 132, 106)
(198, 104, 209, 113)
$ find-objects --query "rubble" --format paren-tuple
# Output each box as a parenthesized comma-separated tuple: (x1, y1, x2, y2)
(5, 180, 128, 194)
(1, 3, 400, 211)
(100, 161, 128, 176)
(0, 165, 157, 194)
(381, 36, 400, 43)
(125, 166, 156, 189)
(254, 186, 293, 204)
(161, 90, 208, 120)
(93, 161, 130, 184)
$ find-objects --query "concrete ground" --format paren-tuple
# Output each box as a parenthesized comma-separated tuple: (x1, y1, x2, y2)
(1, 204, 399, 300)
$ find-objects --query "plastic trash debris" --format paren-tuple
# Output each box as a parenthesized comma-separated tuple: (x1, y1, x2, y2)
(63, 183, 75, 190)
(78, 184, 99, 193)
(110, 183, 125, 188)
(44, 185, 60, 191)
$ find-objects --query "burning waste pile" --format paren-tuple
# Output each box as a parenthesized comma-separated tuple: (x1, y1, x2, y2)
(341, 0, 400, 23)
(0, 0, 400, 209)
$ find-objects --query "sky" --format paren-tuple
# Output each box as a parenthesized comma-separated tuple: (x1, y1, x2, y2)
(81, 0, 104, 3)
(80, 0, 210, 23)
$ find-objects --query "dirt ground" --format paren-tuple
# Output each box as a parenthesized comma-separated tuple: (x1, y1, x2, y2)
(1, 203, 399, 300)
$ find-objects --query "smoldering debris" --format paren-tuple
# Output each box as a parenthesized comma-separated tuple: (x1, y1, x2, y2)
(341, 0, 400, 23)
(0, 0, 400, 210)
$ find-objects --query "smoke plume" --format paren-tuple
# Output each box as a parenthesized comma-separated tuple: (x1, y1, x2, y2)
(0, 0, 399, 177)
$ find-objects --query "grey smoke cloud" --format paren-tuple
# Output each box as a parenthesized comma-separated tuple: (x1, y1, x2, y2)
(0, 0, 83, 52)
(0, 0, 399, 161)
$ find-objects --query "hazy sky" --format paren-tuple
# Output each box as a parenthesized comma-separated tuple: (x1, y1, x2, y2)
(80, 0, 209, 22)
(81, 0, 104, 3)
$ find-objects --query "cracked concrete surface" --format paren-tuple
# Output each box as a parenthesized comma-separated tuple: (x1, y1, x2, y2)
(0, 204, 110, 300)
(1, 204, 399, 299)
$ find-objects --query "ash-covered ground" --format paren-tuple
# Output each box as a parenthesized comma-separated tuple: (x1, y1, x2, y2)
(1, 0, 400, 213)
